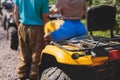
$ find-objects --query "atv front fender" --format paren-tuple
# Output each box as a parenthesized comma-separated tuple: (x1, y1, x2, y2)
(42, 45, 93, 65)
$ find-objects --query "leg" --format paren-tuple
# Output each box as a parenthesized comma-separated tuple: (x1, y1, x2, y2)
(17, 24, 32, 79)
(28, 26, 45, 80)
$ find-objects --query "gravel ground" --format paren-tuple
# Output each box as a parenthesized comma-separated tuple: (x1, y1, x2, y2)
(0, 20, 18, 80)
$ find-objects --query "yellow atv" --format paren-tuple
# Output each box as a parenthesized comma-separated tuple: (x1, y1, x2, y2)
(39, 20, 120, 80)
(39, 5, 120, 80)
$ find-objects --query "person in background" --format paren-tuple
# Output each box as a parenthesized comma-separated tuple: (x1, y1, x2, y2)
(13, 0, 49, 80)
(44, 0, 88, 43)
(1, 0, 13, 9)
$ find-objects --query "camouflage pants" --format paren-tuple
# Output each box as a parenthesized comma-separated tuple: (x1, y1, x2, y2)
(17, 24, 45, 80)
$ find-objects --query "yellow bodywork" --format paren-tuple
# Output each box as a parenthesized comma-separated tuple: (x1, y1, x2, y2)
(43, 20, 109, 66)
(44, 20, 63, 34)
(42, 45, 109, 66)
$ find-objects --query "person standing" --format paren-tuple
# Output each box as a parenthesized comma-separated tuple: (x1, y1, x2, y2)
(13, 0, 49, 80)
(44, 0, 88, 43)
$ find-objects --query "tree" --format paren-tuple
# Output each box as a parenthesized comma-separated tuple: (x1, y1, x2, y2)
(113, 0, 120, 34)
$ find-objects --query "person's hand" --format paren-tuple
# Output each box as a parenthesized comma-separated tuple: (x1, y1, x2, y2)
(49, 5, 59, 14)
(44, 33, 52, 45)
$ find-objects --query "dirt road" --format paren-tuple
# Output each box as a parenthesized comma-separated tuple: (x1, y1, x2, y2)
(0, 21, 18, 80)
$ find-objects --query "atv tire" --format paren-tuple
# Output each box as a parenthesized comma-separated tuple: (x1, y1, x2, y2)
(40, 67, 71, 80)
(8, 27, 18, 50)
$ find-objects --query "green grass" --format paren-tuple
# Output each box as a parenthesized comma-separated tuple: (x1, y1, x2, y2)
(88, 31, 110, 37)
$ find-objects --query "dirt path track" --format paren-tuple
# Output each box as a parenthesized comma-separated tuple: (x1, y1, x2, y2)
(0, 21, 18, 80)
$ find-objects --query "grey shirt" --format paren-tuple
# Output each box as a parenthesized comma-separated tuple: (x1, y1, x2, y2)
(56, 0, 86, 20)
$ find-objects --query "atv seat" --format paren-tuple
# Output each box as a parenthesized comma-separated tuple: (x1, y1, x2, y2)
(86, 5, 116, 41)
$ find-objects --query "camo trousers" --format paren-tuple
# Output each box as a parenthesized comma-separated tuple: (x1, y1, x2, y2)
(17, 24, 45, 80)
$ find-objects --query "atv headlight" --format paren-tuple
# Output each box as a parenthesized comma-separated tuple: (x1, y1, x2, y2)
(71, 53, 85, 59)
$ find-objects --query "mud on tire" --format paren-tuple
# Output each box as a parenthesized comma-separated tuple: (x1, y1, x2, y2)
(40, 67, 71, 80)
(8, 27, 18, 50)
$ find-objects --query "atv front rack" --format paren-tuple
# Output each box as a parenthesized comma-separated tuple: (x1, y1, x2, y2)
(50, 37, 120, 59)
(51, 37, 120, 52)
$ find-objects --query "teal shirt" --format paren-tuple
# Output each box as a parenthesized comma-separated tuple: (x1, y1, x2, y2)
(13, 0, 49, 25)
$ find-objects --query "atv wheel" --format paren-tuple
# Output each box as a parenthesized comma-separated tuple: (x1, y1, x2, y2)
(8, 27, 18, 50)
(40, 67, 71, 80)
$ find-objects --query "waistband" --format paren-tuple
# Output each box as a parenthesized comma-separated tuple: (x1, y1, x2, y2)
(64, 19, 81, 22)
(64, 19, 80, 21)
(22, 23, 43, 27)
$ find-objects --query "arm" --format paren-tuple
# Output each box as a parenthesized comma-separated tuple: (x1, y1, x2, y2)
(41, 0, 49, 26)
(42, 13, 49, 27)
(13, 4, 20, 27)
(42, 13, 52, 45)
(49, 5, 60, 14)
